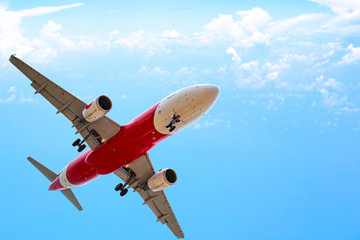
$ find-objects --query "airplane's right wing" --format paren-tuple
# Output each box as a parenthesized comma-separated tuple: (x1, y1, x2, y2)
(113, 155, 184, 239)
(9, 55, 121, 150)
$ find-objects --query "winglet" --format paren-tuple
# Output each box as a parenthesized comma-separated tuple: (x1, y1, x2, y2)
(27, 156, 83, 211)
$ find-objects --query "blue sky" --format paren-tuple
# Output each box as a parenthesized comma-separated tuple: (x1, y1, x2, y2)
(1, 0, 360, 239)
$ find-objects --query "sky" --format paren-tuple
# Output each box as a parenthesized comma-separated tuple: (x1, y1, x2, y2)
(0, 0, 360, 239)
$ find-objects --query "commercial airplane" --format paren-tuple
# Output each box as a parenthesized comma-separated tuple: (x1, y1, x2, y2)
(9, 55, 219, 239)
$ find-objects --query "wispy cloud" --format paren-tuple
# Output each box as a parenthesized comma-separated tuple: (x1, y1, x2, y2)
(0, 94, 16, 103)
(0, 3, 84, 62)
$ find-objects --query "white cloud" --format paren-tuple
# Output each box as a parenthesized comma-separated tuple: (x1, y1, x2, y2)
(341, 106, 360, 112)
(323, 78, 343, 90)
(336, 44, 360, 65)
(267, 13, 324, 36)
(17, 3, 84, 17)
(110, 30, 173, 56)
(41, 20, 61, 39)
(310, 0, 360, 34)
(138, 66, 169, 76)
(8, 86, 16, 92)
(217, 65, 227, 74)
(162, 30, 180, 38)
(175, 67, 196, 76)
(0, 94, 16, 103)
(319, 88, 347, 107)
(200, 8, 272, 47)
(202, 68, 212, 75)
(310, 0, 360, 15)
(19, 97, 36, 103)
(203, 14, 242, 40)
(0, 3, 84, 61)
(226, 47, 241, 62)
(266, 72, 279, 80)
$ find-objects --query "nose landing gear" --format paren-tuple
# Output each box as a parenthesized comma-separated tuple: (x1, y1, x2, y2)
(166, 114, 180, 132)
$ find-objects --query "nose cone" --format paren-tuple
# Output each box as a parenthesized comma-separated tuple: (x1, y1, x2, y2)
(203, 84, 220, 104)
(48, 177, 64, 191)
(193, 84, 220, 112)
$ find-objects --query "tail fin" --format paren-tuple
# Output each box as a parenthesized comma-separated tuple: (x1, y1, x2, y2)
(27, 156, 83, 211)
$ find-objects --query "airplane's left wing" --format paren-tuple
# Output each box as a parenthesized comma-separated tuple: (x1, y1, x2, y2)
(114, 155, 185, 239)
(9, 55, 121, 150)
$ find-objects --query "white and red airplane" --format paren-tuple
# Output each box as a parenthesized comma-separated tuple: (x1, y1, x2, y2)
(10, 55, 219, 239)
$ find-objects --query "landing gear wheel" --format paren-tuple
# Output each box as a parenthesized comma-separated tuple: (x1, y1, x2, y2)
(169, 126, 176, 132)
(120, 188, 128, 196)
(115, 183, 123, 191)
(78, 144, 86, 152)
(72, 139, 81, 147)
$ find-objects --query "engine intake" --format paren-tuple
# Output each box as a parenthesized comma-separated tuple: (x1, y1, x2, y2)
(82, 95, 112, 122)
(147, 168, 177, 192)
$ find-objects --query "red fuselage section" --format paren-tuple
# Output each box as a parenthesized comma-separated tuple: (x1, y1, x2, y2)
(49, 103, 169, 190)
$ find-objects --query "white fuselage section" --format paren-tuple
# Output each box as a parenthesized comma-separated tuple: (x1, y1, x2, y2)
(154, 84, 219, 134)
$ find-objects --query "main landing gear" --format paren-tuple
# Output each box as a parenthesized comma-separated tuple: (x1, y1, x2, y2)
(72, 129, 96, 152)
(115, 183, 128, 196)
(166, 114, 180, 132)
(115, 171, 136, 197)
(72, 138, 86, 152)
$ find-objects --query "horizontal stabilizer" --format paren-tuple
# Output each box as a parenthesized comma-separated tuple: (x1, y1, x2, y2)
(27, 156, 83, 211)
(27, 157, 57, 182)
(61, 189, 83, 211)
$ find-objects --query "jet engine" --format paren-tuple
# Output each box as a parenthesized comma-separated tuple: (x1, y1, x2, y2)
(82, 95, 112, 122)
(147, 168, 177, 192)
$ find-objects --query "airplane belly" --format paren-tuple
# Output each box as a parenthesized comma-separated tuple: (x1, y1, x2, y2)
(64, 150, 99, 187)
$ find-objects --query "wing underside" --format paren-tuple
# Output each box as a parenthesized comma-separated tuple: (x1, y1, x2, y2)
(9, 55, 121, 150)
(114, 155, 184, 239)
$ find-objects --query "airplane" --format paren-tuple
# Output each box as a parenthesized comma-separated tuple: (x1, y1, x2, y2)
(9, 55, 219, 239)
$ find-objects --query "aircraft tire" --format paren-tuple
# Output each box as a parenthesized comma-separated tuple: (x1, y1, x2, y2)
(115, 183, 123, 191)
(120, 188, 128, 196)
(78, 144, 86, 152)
(72, 139, 80, 147)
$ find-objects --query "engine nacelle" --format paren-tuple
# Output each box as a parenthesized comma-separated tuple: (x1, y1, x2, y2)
(82, 95, 112, 122)
(147, 168, 177, 192)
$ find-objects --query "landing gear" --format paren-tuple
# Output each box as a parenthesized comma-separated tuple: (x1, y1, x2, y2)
(166, 114, 180, 132)
(114, 170, 136, 197)
(78, 144, 86, 152)
(72, 138, 86, 152)
(72, 139, 80, 147)
(115, 183, 128, 197)
(115, 183, 123, 191)
(120, 188, 128, 196)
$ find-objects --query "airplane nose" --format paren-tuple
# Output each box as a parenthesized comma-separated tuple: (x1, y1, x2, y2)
(199, 84, 220, 105)
(205, 85, 220, 100)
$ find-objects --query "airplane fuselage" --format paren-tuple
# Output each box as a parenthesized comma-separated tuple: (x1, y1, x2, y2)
(49, 84, 219, 191)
